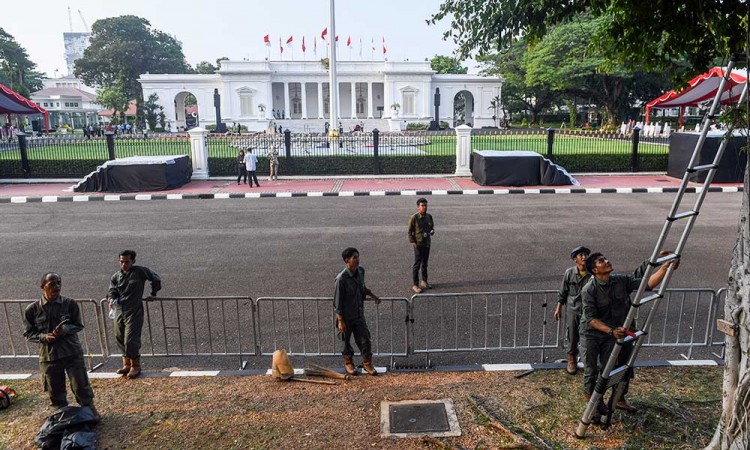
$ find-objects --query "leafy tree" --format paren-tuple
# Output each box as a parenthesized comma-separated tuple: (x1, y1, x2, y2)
(215, 57, 229, 69)
(74, 16, 190, 123)
(96, 85, 129, 124)
(432, 1, 748, 448)
(143, 93, 163, 130)
(0, 28, 43, 98)
(477, 41, 558, 125)
(430, 54, 468, 74)
(194, 61, 217, 74)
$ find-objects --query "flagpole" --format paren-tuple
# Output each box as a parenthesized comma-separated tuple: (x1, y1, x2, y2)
(328, 0, 339, 136)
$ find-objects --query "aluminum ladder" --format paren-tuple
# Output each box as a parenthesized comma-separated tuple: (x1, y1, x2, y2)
(575, 54, 748, 438)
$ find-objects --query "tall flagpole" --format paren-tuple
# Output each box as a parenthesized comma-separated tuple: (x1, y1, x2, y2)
(328, 0, 339, 136)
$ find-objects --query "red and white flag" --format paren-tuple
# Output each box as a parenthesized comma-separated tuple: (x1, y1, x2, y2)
(263, 35, 271, 47)
(321, 28, 327, 40)
(382, 36, 387, 55)
(286, 35, 293, 47)
(346, 36, 351, 47)
(302, 36, 306, 53)
(335, 35, 339, 42)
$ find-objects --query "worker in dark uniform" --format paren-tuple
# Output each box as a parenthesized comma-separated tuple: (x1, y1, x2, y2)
(580, 252, 677, 415)
(335, 247, 380, 376)
(108, 250, 161, 379)
(23, 273, 98, 417)
(554, 246, 591, 375)
(407, 198, 435, 293)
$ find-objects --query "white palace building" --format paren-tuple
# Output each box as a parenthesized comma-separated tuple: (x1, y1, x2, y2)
(139, 59, 503, 132)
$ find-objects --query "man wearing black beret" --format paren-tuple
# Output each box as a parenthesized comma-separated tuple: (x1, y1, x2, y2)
(554, 246, 591, 375)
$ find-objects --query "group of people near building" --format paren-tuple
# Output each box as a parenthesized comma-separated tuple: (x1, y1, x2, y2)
(23, 251, 161, 419)
(235, 147, 279, 185)
(1, 123, 19, 142)
(555, 246, 678, 420)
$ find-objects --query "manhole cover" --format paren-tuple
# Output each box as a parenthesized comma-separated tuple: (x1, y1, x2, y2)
(380, 399, 461, 438)
(390, 403, 450, 433)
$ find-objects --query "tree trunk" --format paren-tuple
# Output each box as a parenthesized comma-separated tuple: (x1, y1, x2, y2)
(705, 148, 750, 450)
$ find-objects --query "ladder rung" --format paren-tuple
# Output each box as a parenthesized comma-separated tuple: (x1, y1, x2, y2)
(606, 365, 630, 388)
(622, 330, 645, 344)
(656, 253, 680, 265)
(635, 293, 662, 307)
(667, 211, 698, 222)
(687, 164, 718, 173)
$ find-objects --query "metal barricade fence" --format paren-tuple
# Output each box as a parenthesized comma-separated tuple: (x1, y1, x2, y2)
(409, 291, 561, 363)
(710, 288, 728, 359)
(0, 299, 107, 370)
(254, 297, 409, 357)
(99, 296, 256, 368)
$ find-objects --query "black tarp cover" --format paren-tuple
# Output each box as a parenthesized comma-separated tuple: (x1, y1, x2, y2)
(667, 131, 746, 183)
(471, 151, 578, 186)
(74, 155, 191, 193)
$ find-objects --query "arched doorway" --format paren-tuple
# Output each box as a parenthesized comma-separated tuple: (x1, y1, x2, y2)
(174, 92, 198, 131)
(453, 90, 474, 127)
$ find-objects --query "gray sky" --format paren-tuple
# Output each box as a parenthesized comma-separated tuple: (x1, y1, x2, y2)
(3, 0, 477, 77)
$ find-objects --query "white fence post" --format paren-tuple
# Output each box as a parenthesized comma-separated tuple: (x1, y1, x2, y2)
(454, 124, 472, 176)
(187, 127, 210, 180)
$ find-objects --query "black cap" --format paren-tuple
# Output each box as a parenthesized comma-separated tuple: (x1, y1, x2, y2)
(417, 197, 428, 205)
(570, 246, 591, 260)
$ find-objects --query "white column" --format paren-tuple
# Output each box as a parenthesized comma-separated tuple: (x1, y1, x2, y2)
(454, 124, 472, 177)
(317, 82, 324, 119)
(283, 82, 290, 119)
(367, 82, 373, 118)
(301, 83, 308, 119)
(188, 127, 210, 180)
(350, 82, 357, 119)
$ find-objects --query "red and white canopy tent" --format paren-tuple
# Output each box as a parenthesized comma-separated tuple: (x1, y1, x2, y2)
(0, 83, 49, 134)
(645, 67, 747, 127)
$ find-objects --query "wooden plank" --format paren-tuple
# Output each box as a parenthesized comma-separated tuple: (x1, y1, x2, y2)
(716, 319, 737, 337)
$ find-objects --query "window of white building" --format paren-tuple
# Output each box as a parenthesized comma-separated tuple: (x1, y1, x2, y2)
(401, 87, 418, 116)
(236, 87, 256, 117)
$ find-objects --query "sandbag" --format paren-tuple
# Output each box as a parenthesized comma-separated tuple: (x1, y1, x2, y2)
(35, 406, 98, 449)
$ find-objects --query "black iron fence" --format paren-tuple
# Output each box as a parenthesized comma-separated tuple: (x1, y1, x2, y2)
(0, 128, 671, 178)
(471, 128, 670, 172)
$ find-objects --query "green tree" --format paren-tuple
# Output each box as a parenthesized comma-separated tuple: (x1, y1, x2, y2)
(432, 2, 748, 448)
(74, 16, 190, 123)
(194, 61, 217, 74)
(430, 54, 468, 74)
(477, 41, 558, 125)
(96, 85, 130, 124)
(215, 57, 229, 70)
(143, 93, 163, 130)
(0, 28, 43, 98)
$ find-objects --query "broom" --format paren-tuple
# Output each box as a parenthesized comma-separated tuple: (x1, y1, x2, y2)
(304, 364, 352, 381)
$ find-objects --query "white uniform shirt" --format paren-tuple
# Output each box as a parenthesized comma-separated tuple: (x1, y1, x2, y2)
(244, 152, 258, 171)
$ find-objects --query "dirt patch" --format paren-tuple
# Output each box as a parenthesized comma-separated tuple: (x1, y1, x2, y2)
(0, 366, 722, 449)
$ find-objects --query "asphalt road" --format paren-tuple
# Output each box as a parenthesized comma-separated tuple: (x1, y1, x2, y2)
(0, 192, 742, 370)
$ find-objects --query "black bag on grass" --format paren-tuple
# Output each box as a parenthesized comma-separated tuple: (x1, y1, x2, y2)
(60, 429, 97, 450)
(34, 406, 98, 449)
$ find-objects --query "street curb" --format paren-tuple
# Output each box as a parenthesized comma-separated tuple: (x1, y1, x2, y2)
(0, 359, 722, 380)
(0, 186, 742, 204)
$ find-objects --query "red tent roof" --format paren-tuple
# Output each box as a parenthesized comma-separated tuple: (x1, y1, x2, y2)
(646, 67, 747, 120)
(0, 83, 47, 115)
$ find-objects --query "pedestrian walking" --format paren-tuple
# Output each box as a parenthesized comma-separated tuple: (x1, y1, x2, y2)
(335, 247, 381, 376)
(23, 273, 99, 417)
(236, 150, 247, 184)
(267, 147, 279, 181)
(243, 147, 260, 187)
(407, 198, 435, 293)
(108, 250, 161, 379)
(554, 246, 591, 374)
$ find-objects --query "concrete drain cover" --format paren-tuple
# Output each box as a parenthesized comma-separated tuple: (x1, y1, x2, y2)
(380, 399, 461, 438)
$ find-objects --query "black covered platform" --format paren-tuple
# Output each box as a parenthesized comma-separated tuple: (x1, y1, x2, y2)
(471, 151, 577, 186)
(74, 155, 191, 193)
(667, 131, 746, 183)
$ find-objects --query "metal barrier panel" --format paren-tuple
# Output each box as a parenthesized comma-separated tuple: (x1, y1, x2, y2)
(0, 299, 106, 370)
(410, 291, 561, 362)
(255, 297, 409, 357)
(634, 289, 716, 358)
(99, 297, 256, 361)
(710, 288, 728, 359)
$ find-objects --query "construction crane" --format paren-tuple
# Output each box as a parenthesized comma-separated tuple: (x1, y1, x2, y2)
(67, 6, 74, 33)
(77, 10, 90, 33)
